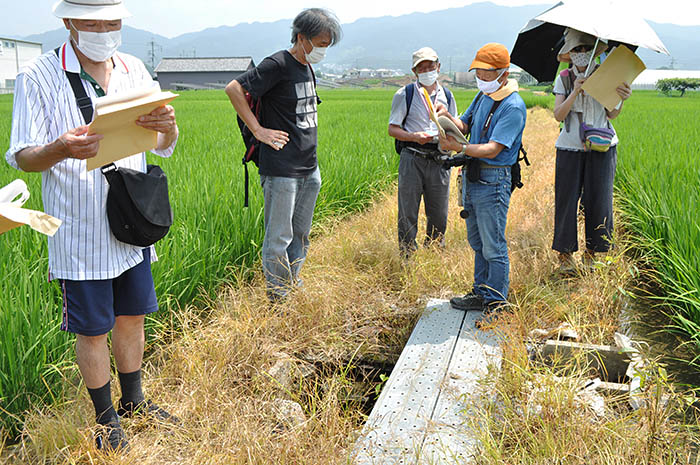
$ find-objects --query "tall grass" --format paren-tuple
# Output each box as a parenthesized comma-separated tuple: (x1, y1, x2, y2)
(0, 86, 561, 439)
(0, 89, 400, 438)
(613, 91, 700, 351)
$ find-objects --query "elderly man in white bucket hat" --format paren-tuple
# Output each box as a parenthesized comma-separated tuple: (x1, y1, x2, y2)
(5, 0, 180, 452)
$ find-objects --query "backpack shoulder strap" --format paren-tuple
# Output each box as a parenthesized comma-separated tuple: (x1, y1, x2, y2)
(465, 91, 484, 132)
(400, 83, 415, 129)
(560, 68, 576, 133)
(308, 64, 321, 105)
(54, 47, 93, 124)
(444, 87, 453, 108)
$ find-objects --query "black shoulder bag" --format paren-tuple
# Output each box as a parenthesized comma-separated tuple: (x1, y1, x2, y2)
(59, 50, 173, 247)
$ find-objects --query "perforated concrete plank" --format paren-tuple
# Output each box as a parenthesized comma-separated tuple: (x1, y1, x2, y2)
(352, 299, 502, 465)
(420, 308, 502, 464)
(353, 300, 465, 464)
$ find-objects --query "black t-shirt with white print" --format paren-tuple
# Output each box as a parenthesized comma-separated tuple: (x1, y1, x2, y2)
(236, 50, 318, 178)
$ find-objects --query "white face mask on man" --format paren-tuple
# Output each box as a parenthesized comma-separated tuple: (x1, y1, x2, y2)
(417, 69, 438, 87)
(303, 37, 327, 64)
(70, 20, 121, 62)
(475, 69, 506, 94)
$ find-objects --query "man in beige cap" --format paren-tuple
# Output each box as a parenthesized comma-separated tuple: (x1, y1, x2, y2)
(388, 47, 457, 257)
(438, 43, 526, 326)
(6, 0, 179, 452)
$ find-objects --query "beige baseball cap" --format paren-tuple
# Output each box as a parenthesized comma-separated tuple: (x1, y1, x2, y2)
(53, 0, 132, 20)
(412, 47, 439, 69)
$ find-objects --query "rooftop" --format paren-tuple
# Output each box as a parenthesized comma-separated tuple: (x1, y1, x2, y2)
(155, 57, 254, 73)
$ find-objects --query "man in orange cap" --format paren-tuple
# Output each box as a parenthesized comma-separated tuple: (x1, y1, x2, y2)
(438, 43, 526, 326)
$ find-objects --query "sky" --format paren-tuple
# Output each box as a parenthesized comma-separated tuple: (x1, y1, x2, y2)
(2, 0, 699, 39)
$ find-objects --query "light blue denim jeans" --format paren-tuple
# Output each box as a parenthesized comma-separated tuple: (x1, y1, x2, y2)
(462, 166, 512, 304)
(260, 166, 321, 299)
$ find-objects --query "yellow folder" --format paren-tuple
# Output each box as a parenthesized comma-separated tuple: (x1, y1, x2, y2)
(86, 87, 178, 171)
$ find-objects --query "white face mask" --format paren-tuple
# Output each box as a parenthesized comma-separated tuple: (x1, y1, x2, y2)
(417, 69, 438, 87)
(70, 20, 121, 62)
(304, 38, 327, 64)
(570, 50, 594, 69)
(475, 69, 506, 94)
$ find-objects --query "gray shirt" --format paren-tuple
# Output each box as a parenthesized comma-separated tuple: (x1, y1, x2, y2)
(553, 72, 618, 151)
(389, 82, 457, 136)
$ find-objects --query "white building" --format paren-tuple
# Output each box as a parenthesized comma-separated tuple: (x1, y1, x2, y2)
(631, 69, 700, 90)
(0, 37, 42, 93)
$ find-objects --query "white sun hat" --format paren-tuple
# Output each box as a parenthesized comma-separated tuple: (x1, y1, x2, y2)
(52, 0, 132, 20)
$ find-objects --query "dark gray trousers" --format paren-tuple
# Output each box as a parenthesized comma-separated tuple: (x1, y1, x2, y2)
(398, 148, 451, 253)
(552, 146, 617, 253)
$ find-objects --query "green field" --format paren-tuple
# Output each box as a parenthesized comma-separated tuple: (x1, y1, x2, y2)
(613, 92, 700, 349)
(1, 87, 697, 440)
(0, 89, 403, 437)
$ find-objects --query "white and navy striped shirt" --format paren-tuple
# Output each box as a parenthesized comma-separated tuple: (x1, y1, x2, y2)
(5, 41, 177, 281)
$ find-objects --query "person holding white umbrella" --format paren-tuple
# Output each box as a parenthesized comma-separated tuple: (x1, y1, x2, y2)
(551, 28, 632, 275)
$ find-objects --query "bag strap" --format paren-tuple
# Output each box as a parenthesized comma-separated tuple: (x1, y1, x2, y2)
(481, 98, 504, 141)
(400, 83, 415, 129)
(54, 47, 94, 123)
(55, 47, 117, 175)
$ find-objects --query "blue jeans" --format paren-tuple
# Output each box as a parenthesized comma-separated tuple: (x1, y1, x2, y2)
(260, 167, 321, 299)
(462, 166, 512, 304)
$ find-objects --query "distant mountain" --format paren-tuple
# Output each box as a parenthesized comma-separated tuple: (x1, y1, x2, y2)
(23, 2, 700, 78)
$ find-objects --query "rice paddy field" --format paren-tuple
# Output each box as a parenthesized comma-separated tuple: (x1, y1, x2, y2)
(613, 92, 700, 350)
(0, 87, 697, 443)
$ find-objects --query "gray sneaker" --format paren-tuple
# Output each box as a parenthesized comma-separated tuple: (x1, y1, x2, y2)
(95, 420, 129, 452)
(449, 292, 484, 311)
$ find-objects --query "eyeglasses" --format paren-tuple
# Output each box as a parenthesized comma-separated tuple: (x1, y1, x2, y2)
(571, 45, 593, 53)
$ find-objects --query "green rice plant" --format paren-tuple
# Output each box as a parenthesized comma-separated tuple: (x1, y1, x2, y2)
(0, 89, 398, 437)
(613, 90, 700, 351)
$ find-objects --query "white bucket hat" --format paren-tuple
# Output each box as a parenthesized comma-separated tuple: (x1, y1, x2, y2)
(52, 0, 132, 20)
(557, 28, 608, 63)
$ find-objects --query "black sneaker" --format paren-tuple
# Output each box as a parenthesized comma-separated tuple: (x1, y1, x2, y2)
(118, 399, 180, 425)
(475, 301, 508, 329)
(449, 292, 484, 311)
(95, 420, 129, 452)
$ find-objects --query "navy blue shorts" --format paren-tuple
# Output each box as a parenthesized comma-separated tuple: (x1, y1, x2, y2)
(59, 248, 158, 336)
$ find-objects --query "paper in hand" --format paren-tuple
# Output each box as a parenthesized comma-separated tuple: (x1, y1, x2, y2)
(86, 85, 178, 171)
(0, 179, 62, 236)
(581, 46, 645, 111)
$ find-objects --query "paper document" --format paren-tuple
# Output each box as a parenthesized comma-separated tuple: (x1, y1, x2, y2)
(0, 179, 62, 236)
(582, 46, 646, 111)
(420, 87, 446, 138)
(86, 86, 178, 171)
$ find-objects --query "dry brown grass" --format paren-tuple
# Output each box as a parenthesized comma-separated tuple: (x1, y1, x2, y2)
(4, 108, 698, 464)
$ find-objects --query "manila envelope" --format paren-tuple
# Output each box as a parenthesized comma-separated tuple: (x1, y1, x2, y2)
(582, 45, 646, 111)
(86, 87, 178, 171)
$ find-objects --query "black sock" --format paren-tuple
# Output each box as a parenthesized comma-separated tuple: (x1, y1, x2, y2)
(87, 381, 117, 425)
(118, 369, 145, 408)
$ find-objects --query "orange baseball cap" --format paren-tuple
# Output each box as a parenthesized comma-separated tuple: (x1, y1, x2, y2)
(469, 43, 510, 70)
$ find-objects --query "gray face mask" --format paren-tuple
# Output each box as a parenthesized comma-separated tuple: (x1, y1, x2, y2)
(570, 50, 593, 68)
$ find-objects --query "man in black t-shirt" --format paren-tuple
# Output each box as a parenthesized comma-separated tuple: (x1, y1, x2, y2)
(225, 9, 342, 302)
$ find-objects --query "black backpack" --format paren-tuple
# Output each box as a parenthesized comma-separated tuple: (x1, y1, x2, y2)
(394, 83, 453, 155)
(237, 64, 319, 207)
(466, 92, 530, 193)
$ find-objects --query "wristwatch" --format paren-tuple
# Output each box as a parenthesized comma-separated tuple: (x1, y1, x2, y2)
(459, 144, 468, 155)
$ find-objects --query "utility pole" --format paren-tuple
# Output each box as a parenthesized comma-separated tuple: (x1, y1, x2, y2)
(147, 38, 161, 69)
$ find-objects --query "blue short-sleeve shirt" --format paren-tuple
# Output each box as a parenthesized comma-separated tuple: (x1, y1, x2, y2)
(459, 92, 527, 166)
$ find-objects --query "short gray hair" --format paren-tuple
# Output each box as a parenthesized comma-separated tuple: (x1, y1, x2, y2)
(291, 8, 342, 46)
